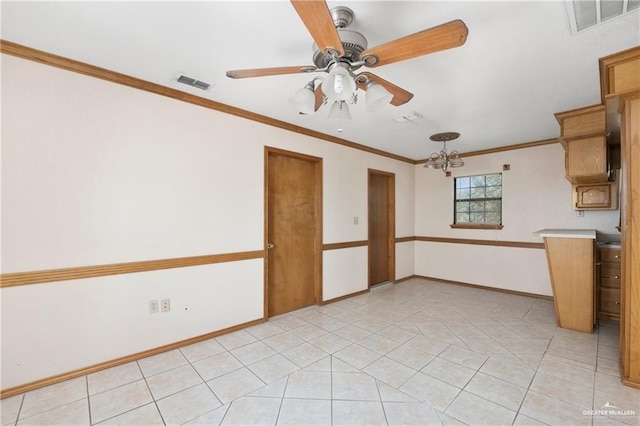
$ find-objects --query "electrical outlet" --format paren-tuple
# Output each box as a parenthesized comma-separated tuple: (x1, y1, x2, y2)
(149, 300, 159, 314)
(160, 298, 171, 312)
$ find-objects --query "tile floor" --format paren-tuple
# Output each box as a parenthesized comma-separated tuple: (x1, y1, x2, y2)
(2, 278, 639, 425)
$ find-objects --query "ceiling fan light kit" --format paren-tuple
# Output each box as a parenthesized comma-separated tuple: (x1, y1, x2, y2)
(424, 132, 464, 172)
(227, 1, 468, 123)
(328, 100, 352, 121)
(289, 80, 317, 115)
(365, 80, 394, 112)
(323, 62, 357, 102)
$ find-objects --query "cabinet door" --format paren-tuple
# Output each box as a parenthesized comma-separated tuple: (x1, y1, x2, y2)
(575, 183, 611, 208)
(566, 136, 608, 182)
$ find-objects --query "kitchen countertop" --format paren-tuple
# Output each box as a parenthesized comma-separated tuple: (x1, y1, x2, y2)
(533, 229, 597, 239)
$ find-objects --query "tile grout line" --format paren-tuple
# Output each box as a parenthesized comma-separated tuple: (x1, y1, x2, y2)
(137, 359, 167, 426)
(84, 376, 92, 426)
(13, 391, 25, 425)
(330, 354, 334, 426)
(511, 328, 555, 426)
(591, 324, 600, 426)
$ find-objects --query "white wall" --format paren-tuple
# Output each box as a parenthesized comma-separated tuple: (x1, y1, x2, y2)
(2, 53, 620, 390)
(414, 143, 620, 295)
(0, 55, 415, 389)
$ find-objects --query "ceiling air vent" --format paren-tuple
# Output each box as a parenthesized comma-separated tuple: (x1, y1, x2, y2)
(392, 111, 423, 124)
(565, 0, 639, 33)
(175, 74, 211, 91)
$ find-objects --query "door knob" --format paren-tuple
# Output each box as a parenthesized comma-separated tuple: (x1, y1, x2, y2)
(267, 243, 275, 249)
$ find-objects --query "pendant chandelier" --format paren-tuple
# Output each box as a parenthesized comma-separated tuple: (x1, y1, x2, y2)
(423, 132, 464, 172)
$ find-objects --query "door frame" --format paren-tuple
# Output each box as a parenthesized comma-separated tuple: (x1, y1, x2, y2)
(264, 146, 323, 319)
(367, 168, 396, 285)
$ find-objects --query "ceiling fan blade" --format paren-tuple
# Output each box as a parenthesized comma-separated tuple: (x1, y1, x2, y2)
(226, 66, 316, 79)
(357, 72, 414, 106)
(314, 83, 324, 111)
(361, 20, 468, 68)
(299, 83, 325, 115)
(291, 0, 344, 57)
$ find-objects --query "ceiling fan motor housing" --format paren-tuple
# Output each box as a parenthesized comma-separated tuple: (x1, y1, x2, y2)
(312, 29, 368, 69)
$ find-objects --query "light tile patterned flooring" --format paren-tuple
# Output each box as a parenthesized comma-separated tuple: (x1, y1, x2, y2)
(2, 278, 639, 425)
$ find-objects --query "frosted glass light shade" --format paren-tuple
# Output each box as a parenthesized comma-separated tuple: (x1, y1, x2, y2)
(327, 101, 352, 120)
(323, 64, 356, 101)
(449, 155, 465, 168)
(365, 83, 393, 112)
(289, 84, 316, 114)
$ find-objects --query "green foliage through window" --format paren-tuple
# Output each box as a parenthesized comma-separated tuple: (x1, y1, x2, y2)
(454, 173, 502, 225)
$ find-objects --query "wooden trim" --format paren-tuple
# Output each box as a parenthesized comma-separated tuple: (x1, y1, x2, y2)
(415, 275, 554, 301)
(415, 236, 544, 249)
(416, 138, 559, 163)
(621, 378, 640, 389)
(554, 104, 605, 126)
(0, 40, 414, 165)
(323, 237, 415, 249)
(323, 241, 368, 250)
(0, 250, 264, 288)
(0, 318, 265, 398)
(450, 224, 504, 230)
(320, 289, 370, 305)
(394, 236, 416, 243)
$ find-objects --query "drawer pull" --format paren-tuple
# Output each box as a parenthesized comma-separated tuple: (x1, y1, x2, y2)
(614, 275, 619, 279)
(615, 301, 620, 305)
(614, 255, 620, 259)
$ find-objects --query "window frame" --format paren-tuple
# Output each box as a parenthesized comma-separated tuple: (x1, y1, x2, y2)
(451, 172, 504, 230)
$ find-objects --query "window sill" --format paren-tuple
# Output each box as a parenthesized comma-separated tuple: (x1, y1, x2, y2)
(450, 224, 504, 230)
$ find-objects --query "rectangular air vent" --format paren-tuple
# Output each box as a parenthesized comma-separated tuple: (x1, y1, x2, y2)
(566, 0, 639, 33)
(176, 74, 211, 91)
(392, 111, 423, 123)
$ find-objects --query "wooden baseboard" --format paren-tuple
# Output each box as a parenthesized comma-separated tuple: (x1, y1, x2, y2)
(393, 275, 417, 284)
(621, 377, 640, 389)
(321, 289, 370, 305)
(0, 318, 265, 399)
(415, 275, 554, 301)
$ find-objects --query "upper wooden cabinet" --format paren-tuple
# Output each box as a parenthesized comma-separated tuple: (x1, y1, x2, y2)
(564, 136, 609, 183)
(573, 181, 617, 210)
(600, 46, 640, 100)
(555, 105, 609, 184)
(555, 104, 606, 138)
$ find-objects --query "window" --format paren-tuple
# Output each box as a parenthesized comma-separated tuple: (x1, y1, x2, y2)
(453, 173, 502, 228)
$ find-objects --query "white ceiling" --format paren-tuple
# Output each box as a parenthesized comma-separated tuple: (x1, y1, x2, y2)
(1, 1, 638, 160)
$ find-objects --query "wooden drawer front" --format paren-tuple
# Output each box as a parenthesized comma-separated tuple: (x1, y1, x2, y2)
(600, 247, 621, 263)
(601, 276, 621, 289)
(600, 288, 621, 315)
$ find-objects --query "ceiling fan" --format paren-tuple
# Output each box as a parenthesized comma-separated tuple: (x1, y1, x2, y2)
(226, 1, 468, 116)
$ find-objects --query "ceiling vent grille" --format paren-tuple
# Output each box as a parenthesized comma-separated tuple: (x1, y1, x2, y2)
(566, 0, 639, 33)
(175, 74, 211, 91)
(392, 111, 423, 123)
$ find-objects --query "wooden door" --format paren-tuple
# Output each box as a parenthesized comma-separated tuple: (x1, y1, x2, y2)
(368, 170, 395, 286)
(265, 148, 322, 317)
